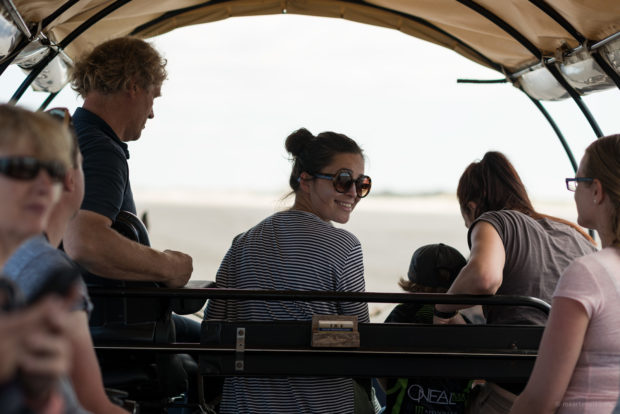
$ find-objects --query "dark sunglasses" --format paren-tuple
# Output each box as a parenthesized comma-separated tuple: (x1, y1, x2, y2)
(0, 157, 66, 182)
(45, 107, 73, 129)
(313, 168, 372, 198)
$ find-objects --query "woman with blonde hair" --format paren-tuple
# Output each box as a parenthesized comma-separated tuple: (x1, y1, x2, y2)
(0, 104, 79, 413)
(511, 134, 620, 413)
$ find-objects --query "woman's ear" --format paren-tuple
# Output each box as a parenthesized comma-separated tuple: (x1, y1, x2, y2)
(466, 201, 477, 216)
(593, 178, 605, 203)
(298, 172, 313, 194)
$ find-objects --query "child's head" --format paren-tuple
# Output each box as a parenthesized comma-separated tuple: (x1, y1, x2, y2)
(398, 243, 466, 293)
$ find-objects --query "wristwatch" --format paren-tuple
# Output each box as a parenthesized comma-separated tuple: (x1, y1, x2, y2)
(433, 307, 457, 319)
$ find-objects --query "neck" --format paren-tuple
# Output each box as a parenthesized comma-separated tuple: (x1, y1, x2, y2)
(599, 229, 616, 248)
(83, 92, 130, 142)
(46, 203, 75, 248)
(291, 193, 325, 221)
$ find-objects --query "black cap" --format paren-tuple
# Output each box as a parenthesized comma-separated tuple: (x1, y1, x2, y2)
(407, 243, 466, 289)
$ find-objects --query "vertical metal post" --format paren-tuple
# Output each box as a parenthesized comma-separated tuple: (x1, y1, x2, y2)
(526, 95, 578, 172)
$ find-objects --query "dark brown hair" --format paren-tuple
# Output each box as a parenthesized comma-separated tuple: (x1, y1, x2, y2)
(457, 151, 594, 243)
(286, 128, 363, 192)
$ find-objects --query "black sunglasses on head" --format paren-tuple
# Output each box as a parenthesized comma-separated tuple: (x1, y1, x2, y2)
(45, 107, 73, 129)
(313, 168, 372, 198)
(0, 157, 66, 182)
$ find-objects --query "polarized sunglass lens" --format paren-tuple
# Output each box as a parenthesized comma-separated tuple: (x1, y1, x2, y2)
(334, 172, 354, 193)
(7, 158, 39, 179)
(357, 177, 371, 197)
(45, 162, 66, 182)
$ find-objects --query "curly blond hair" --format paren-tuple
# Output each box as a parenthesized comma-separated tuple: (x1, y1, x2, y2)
(70, 37, 167, 97)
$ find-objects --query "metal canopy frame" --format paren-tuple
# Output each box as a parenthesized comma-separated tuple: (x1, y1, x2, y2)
(456, 0, 605, 148)
(3, 0, 620, 166)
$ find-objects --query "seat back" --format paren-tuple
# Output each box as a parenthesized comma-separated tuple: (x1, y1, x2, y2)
(86, 211, 171, 338)
(87, 211, 187, 400)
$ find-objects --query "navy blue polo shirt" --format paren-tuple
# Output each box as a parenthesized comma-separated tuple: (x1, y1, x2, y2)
(72, 107, 136, 220)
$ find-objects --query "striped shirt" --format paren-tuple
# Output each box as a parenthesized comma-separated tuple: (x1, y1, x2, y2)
(205, 210, 369, 413)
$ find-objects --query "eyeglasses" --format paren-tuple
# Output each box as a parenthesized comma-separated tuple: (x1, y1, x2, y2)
(313, 169, 372, 198)
(566, 177, 593, 192)
(0, 157, 66, 182)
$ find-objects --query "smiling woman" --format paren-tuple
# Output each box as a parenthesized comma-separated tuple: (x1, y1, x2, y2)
(205, 127, 374, 414)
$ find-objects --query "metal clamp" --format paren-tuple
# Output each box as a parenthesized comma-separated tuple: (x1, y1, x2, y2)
(235, 327, 245, 371)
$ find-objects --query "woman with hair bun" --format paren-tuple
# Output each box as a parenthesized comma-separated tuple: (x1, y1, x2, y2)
(206, 127, 373, 414)
(511, 134, 620, 414)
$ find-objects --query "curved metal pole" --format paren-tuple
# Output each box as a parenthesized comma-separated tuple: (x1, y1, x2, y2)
(41, 0, 83, 29)
(38, 91, 60, 111)
(10, 0, 132, 104)
(526, 95, 578, 172)
(456, 0, 604, 140)
(544, 63, 603, 137)
(525, 92, 597, 239)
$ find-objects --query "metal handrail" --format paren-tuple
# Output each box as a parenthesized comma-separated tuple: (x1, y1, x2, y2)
(88, 286, 551, 314)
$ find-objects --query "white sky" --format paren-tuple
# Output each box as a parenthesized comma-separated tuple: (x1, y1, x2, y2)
(2, 13, 620, 203)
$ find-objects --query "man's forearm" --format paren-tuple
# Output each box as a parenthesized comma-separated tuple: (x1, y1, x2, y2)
(64, 212, 192, 286)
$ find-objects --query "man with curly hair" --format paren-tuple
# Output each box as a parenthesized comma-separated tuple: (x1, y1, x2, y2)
(64, 37, 195, 334)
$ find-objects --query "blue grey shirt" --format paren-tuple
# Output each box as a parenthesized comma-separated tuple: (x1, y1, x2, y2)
(3, 235, 93, 315)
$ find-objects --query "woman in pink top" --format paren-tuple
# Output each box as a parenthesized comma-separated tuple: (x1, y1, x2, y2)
(511, 134, 620, 414)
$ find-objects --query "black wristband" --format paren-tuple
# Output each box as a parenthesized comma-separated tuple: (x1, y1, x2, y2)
(433, 307, 457, 319)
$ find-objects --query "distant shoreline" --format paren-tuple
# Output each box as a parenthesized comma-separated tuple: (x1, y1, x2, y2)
(134, 188, 578, 219)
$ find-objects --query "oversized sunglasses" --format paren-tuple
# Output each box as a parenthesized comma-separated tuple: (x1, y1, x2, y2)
(0, 157, 66, 182)
(313, 169, 372, 198)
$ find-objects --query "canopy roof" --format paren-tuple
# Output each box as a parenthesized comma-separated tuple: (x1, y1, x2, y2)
(10, 0, 620, 73)
(2, 0, 620, 103)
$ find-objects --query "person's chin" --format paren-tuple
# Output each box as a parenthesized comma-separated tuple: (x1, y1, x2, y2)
(332, 212, 351, 224)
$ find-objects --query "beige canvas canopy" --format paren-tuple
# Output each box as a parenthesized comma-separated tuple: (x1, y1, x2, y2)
(7, 0, 620, 71)
(2, 0, 620, 100)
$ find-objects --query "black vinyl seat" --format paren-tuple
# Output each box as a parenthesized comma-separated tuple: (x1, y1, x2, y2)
(86, 211, 207, 409)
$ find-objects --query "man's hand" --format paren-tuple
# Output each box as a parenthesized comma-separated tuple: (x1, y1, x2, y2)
(162, 250, 193, 288)
(433, 313, 466, 325)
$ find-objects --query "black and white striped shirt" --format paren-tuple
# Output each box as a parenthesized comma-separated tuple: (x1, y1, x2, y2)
(206, 210, 369, 413)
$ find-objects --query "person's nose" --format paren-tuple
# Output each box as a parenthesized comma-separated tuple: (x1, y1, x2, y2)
(34, 169, 55, 193)
(148, 108, 155, 119)
(345, 180, 358, 198)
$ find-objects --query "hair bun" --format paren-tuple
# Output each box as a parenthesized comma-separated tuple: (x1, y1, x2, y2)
(285, 128, 315, 156)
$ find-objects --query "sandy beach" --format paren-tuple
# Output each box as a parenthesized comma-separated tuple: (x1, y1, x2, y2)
(135, 190, 580, 321)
